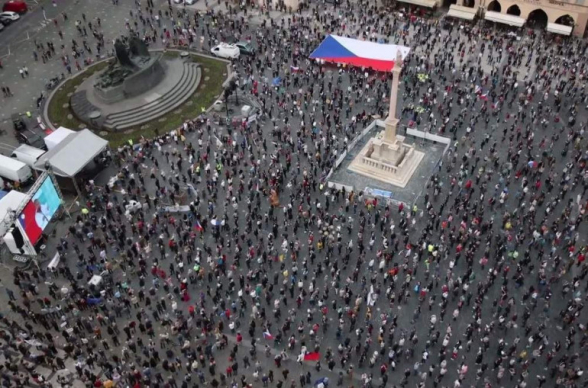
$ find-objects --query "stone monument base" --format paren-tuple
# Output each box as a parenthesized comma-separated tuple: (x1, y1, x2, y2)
(348, 131, 424, 188)
(70, 55, 201, 131)
(94, 54, 165, 104)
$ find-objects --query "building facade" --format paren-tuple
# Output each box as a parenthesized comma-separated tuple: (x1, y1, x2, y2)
(256, 0, 300, 10)
(454, 0, 588, 36)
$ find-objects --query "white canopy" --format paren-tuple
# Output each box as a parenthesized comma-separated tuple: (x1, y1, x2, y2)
(447, 5, 476, 21)
(44, 127, 75, 150)
(34, 129, 108, 177)
(547, 23, 572, 36)
(484, 11, 525, 27)
(397, 0, 437, 8)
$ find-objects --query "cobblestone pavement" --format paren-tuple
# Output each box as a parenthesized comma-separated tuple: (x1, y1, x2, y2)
(0, 1, 587, 388)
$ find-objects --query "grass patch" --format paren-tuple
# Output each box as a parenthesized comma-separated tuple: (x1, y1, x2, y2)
(47, 61, 110, 130)
(46, 53, 227, 148)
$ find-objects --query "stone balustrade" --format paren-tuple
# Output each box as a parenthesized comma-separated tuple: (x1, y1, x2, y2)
(361, 156, 398, 174)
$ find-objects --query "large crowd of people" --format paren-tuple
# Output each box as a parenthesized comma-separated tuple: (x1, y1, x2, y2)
(1, 0, 588, 387)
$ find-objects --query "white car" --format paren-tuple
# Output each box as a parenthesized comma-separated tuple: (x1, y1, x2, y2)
(0, 11, 20, 23)
(210, 43, 240, 60)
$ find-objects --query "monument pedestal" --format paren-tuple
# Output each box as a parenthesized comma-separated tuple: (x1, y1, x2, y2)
(348, 127, 424, 188)
(348, 50, 423, 189)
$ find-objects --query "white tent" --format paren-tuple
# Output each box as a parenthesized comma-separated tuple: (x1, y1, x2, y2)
(44, 127, 75, 150)
(484, 11, 526, 27)
(34, 129, 108, 177)
(397, 0, 437, 7)
(447, 5, 476, 21)
(547, 23, 572, 36)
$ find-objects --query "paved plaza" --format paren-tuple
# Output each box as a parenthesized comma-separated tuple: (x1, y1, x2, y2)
(0, 0, 587, 387)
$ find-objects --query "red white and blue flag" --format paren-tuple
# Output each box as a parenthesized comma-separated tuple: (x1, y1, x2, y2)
(309, 35, 410, 72)
(193, 220, 203, 232)
(263, 330, 274, 340)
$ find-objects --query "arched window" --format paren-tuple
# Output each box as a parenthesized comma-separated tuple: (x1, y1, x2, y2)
(506, 5, 520, 16)
(527, 9, 548, 28)
(555, 14, 574, 27)
(487, 0, 501, 12)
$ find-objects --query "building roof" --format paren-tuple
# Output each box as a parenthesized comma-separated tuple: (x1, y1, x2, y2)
(34, 129, 108, 177)
(44, 126, 75, 150)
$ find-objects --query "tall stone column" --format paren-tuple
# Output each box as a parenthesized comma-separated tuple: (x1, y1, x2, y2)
(383, 51, 403, 144)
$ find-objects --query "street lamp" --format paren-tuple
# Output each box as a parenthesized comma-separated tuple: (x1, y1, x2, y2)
(222, 73, 239, 126)
(224, 88, 231, 126)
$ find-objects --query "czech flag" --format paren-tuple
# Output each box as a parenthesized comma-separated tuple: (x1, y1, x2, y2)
(263, 330, 274, 340)
(193, 220, 203, 232)
(309, 35, 410, 72)
(304, 352, 320, 361)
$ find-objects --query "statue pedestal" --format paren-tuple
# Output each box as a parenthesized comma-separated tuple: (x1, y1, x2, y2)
(94, 54, 165, 104)
(348, 130, 424, 188)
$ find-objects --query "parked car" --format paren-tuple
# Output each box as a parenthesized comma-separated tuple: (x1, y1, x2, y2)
(0, 10, 19, 24)
(210, 43, 240, 60)
(12, 113, 26, 131)
(11, 144, 46, 168)
(15, 130, 46, 150)
(235, 41, 255, 56)
(2, 0, 27, 14)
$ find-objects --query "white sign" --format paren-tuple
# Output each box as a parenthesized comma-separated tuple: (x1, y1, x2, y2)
(160, 205, 191, 213)
(12, 255, 30, 263)
(247, 114, 257, 124)
(48, 252, 61, 270)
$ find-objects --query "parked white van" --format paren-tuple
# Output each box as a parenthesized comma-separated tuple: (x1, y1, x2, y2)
(11, 144, 46, 168)
(0, 154, 33, 183)
(210, 43, 240, 60)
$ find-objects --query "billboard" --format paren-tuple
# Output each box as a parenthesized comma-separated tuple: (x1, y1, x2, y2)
(18, 177, 61, 244)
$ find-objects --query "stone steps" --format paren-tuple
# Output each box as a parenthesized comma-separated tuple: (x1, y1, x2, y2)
(103, 62, 201, 130)
(348, 142, 425, 189)
(70, 90, 100, 124)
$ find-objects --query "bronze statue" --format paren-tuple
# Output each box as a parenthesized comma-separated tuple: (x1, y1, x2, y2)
(129, 36, 150, 58)
(114, 39, 136, 69)
(94, 34, 162, 100)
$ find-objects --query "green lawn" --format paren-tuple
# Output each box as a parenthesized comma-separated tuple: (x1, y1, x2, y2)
(46, 52, 227, 148)
(47, 61, 109, 130)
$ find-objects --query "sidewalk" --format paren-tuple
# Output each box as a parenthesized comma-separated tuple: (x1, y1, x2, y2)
(179, 0, 307, 25)
(33, 350, 93, 388)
